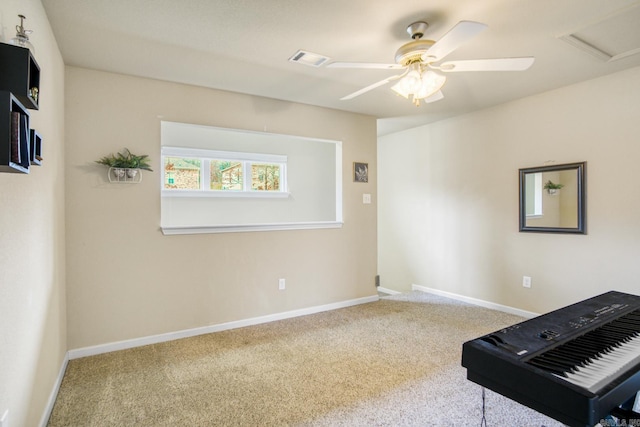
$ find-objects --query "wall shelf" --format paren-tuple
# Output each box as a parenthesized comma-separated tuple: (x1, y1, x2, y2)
(0, 91, 31, 173)
(0, 43, 40, 110)
(30, 129, 42, 165)
(0, 43, 43, 174)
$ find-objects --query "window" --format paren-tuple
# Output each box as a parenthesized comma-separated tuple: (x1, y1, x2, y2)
(160, 121, 342, 234)
(164, 157, 201, 190)
(161, 147, 288, 197)
(211, 160, 243, 191)
(251, 163, 281, 191)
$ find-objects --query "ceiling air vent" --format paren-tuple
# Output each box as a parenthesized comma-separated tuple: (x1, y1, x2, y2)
(558, 3, 640, 62)
(288, 50, 330, 67)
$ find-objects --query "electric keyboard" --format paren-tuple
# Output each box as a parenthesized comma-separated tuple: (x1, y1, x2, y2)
(461, 291, 640, 427)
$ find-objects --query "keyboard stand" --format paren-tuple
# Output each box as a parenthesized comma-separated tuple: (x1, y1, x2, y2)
(609, 407, 639, 421)
(609, 391, 640, 423)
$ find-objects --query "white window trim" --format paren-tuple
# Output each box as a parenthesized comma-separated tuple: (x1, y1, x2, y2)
(161, 146, 288, 198)
(163, 190, 290, 199)
(161, 221, 343, 235)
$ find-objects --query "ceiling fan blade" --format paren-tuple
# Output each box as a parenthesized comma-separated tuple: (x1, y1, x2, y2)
(422, 21, 488, 62)
(340, 73, 405, 100)
(423, 90, 444, 103)
(439, 57, 535, 72)
(328, 62, 404, 70)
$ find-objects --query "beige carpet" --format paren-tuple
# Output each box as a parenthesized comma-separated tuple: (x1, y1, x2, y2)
(47, 291, 563, 426)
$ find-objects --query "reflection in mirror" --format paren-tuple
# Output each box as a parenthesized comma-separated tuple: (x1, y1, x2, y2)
(519, 162, 586, 234)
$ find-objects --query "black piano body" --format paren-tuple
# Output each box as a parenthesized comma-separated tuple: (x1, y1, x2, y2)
(462, 290, 640, 427)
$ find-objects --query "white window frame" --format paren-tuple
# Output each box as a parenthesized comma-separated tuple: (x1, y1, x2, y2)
(161, 146, 289, 198)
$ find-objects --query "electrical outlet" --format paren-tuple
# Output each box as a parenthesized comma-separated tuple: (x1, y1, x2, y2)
(278, 278, 286, 290)
(1, 409, 9, 427)
(522, 276, 532, 288)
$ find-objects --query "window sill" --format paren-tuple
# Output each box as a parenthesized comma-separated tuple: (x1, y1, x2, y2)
(162, 190, 290, 198)
(161, 221, 343, 235)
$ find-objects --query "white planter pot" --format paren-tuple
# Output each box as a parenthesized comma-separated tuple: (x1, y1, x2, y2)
(108, 167, 142, 183)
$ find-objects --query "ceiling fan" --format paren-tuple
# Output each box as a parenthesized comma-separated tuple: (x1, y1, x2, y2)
(328, 21, 534, 106)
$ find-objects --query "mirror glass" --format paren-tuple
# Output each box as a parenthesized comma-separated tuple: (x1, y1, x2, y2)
(519, 162, 586, 234)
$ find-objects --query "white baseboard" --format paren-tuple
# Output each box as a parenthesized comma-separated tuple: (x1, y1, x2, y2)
(411, 284, 540, 319)
(377, 286, 401, 295)
(39, 352, 69, 427)
(44, 288, 531, 424)
(68, 294, 379, 360)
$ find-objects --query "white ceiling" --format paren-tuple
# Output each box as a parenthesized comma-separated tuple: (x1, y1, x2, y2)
(40, 0, 640, 136)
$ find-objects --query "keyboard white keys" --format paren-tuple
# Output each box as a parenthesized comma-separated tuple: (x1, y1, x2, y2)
(560, 333, 640, 393)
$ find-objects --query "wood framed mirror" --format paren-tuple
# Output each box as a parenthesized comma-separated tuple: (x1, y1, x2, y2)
(519, 162, 586, 234)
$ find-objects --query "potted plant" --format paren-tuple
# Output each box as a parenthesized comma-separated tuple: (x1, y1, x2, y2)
(543, 180, 564, 195)
(96, 148, 152, 180)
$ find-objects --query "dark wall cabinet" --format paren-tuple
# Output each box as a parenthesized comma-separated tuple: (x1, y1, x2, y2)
(0, 91, 30, 173)
(30, 129, 42, 166)
(0, 43, 40, 109)
(0, 43, 42, 173)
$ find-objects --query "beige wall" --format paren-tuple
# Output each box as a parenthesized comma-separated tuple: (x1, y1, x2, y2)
(65, 67, 378, 350)
(379, 66, 640, 314)
(0, 1, 66, 426)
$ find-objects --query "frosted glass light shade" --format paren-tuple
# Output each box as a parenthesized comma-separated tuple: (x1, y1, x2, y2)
(415, 71, 446, 100)
(391, 67, 446, 106)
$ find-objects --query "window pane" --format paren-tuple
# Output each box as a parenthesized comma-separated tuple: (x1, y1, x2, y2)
(164, 157, 201, 189)
(251, 163, 280, 191)
(211, 160, 243, 190)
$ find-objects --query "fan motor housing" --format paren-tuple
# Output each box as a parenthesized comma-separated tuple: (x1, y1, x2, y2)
(395, 39, 435, 65)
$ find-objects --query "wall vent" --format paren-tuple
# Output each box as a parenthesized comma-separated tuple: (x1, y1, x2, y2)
(288, 50, 330, 67)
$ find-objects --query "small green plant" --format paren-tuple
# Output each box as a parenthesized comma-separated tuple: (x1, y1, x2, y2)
(543, 180, 564, 190)
(96, 148, 153, 171)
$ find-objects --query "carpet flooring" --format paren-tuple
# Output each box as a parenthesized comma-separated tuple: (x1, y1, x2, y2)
(47, 291, 564, 426)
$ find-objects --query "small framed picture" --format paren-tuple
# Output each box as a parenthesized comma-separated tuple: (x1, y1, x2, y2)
(353, 162, 368, 183)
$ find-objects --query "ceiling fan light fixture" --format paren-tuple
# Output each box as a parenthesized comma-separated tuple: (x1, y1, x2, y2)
(391, 67, 446, 106)
(415, 70, 446, 100)
(401, 63, 422, 92)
